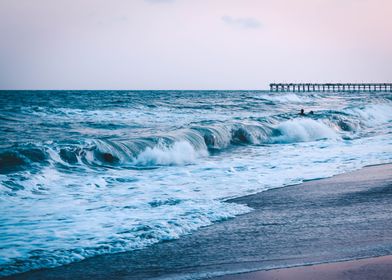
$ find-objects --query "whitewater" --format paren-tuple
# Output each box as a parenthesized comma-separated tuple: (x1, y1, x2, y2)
(0, 90, 391, 276)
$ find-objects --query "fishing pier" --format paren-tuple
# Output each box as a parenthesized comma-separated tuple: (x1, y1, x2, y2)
(270, 83, 392, 92)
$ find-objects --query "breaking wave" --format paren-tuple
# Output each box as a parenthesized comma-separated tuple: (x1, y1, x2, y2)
(273, 119, 338, 143)
(346, 103, 392, 126)
(261, 93, 314, 103)
(2, 102, 391, 174)
(134, 141, 206, 166)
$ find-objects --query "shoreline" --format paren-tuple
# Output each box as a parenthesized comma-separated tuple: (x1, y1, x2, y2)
(4, 163, 392, 280)
(211, 163, 392, 280)
(214, 255, 392, 280)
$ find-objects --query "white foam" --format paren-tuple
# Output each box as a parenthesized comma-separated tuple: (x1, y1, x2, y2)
(134, 141, 207, 166)
(347, 103, 392, 126)
(262, 93, 311, 103)
(273, 119, 338, 143)
(0, 196, 250, 276)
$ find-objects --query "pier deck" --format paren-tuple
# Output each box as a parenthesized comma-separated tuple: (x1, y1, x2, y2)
(270, 83, 392, 92)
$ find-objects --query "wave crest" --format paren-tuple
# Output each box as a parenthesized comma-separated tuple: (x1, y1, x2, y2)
(347, 103, 392, 126)
(273, 119, 338, 143)
(4, 102, 391, 172)
(134, 141, 206, 166)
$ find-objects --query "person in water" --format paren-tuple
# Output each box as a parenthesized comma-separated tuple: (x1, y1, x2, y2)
(299, 109, 314, 116)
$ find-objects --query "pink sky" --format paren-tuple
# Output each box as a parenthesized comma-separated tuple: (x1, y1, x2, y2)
(0, 0, 391, 89)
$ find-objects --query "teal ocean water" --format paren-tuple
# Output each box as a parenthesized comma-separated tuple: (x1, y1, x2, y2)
(0, 90, 391, 276)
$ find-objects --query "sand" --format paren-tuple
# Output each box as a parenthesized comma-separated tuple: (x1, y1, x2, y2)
(215, 255, 392, 280)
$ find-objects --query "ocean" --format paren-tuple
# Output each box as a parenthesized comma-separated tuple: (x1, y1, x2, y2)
(0, 90, 391, 277)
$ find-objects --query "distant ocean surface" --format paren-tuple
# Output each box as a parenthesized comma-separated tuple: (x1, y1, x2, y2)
(0, 90, 391, 276)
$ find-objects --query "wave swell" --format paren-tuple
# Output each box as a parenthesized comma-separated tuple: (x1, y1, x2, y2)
(2, 102, 391, 173)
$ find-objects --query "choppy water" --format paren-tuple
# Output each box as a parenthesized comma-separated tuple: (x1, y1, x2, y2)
(0, 90, 391, 276)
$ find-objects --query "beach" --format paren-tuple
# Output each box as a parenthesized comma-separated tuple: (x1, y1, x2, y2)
(215, 255, 392, 280)
(6, 163, 392, 280)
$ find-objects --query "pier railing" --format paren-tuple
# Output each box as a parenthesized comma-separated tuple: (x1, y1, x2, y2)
(270, 83, 392, 92)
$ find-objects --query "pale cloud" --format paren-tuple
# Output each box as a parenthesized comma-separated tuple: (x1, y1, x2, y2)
(222, 15, 261, 29)
(144, 0, 175, 4)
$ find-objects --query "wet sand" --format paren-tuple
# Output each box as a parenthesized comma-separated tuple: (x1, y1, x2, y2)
(5, 164, 392, 280)
(215, 255, 392, 280)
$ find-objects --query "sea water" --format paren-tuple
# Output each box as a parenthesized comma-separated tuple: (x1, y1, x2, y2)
(0, 90, 391, 276)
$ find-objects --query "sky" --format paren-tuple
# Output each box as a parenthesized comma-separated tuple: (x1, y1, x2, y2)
(0, 0, 391, 90)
